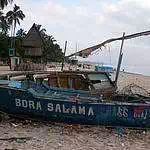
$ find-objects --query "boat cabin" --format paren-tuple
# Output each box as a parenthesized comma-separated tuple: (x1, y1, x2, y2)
(36, 71, 115, 98)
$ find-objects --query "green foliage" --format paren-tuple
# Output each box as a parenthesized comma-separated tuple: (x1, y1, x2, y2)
(16, 28, 26, 37)
(38, 26, 63, 63)
(0, 11, 10, 34)
(0, 33, 10, 58)
(0, 2, 63, 64)
(42, 42, 64, 63)
(6, 4, 25, 48)
(0, 0, 13, 9)
(15, 28, 26, 57)
(0, 2, 26, 59)
(6, 4, 25, 26)
(0, 15, 9, 34)
(42, 38, 64, 63)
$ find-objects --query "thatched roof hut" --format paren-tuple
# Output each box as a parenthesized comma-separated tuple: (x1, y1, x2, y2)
(23, 23, 45, 59)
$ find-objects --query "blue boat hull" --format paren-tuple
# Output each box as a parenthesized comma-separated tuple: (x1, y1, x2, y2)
(0, 87, 150, 127)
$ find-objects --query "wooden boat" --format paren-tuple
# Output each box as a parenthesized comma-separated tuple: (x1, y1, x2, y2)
(0, 75, 150, 127)
(0, 30, 150, 127)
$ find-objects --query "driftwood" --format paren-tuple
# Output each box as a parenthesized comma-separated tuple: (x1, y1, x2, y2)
(67, 30, 150, 58)
(4, 148, 17, 150)
(0, 136, 32, 142)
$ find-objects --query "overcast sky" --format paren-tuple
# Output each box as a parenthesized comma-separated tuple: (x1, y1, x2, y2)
(5, 0, 150, 75)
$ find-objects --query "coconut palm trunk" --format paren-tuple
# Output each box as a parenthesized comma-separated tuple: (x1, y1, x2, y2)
(12, 19, 16, 50)
(10, 20, 13, 48)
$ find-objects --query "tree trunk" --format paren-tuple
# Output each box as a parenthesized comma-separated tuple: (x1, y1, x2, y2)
(13, 20, 16, 55)
(10, 21, 14, 49)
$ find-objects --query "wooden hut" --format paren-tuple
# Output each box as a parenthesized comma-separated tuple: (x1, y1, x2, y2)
(23, 23, 45, 62)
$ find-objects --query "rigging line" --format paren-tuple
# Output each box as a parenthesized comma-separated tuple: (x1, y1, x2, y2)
(108, 44, 112, 65)
(75, 41, 78, 59)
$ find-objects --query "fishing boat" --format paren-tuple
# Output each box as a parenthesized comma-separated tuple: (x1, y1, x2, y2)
(0, 73, 150, 127)
(0, 30, 150, 127)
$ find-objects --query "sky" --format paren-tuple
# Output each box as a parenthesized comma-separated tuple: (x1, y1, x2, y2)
(4, 0, 150, 75)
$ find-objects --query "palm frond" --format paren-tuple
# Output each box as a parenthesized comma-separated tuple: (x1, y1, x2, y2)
(0, 0, 13, 9)
(0, 11, 3, 16)
(13, 4, 20, 12)
(16, 10, 25, 20)
(6, 11, 13, 17)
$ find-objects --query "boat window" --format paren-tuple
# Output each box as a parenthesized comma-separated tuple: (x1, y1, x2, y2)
(88, 74, 112, 89)
(88, 74, 108, 81)
(47, 74, 90, 91)
(71, 75, 89, 91)
(92, 81, 112, 89)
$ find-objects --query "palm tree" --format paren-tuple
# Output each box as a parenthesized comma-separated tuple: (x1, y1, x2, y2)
(16, 28, 26, 37)
(6, 4, 25, 48)
(0, 0, 13, 9)
(0, 11, 10, 34)
(39, 28, 48, 41)
(0, 12, 10, 34)
(45, 35, 56, 45)
(0, 15, 9, 34)
(15, 28, 26, 57)
(43, 35, 58, 62)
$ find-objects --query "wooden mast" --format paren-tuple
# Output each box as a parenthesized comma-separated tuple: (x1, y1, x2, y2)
(115, 32, 125, 89)
(61, 41, 67, 71)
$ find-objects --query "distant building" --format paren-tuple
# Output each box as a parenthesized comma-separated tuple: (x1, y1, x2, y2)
(23, 23, 45, 62)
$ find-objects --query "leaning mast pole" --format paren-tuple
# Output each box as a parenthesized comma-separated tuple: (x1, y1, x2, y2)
(61, 41, 67, 71)
(66, 30, 150, 58)
(115, 32, 125, 89)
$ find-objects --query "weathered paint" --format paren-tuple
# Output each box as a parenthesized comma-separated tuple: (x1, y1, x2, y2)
(0, 87, 150, 127)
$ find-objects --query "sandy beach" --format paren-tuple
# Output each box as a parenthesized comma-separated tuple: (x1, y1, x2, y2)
(0, 66, 150, 150)
(0, 119, 150, 150)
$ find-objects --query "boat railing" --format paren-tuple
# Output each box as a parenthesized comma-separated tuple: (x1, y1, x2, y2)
(27, 84, 101, 103)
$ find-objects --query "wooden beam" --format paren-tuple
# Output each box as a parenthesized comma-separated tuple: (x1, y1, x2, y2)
(66, 30, 150, 58)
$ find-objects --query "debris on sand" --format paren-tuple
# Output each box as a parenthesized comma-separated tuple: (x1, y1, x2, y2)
(0, 118, 150, 150)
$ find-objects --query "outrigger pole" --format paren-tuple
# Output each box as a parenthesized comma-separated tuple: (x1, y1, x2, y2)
(66, 30, 150, 58)
(114, 32, 125, 89)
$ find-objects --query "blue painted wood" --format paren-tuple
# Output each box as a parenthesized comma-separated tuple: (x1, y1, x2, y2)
(95, 65, 113, 72)
(33, 82, 91, 97)
(0, 81, 150, 127)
